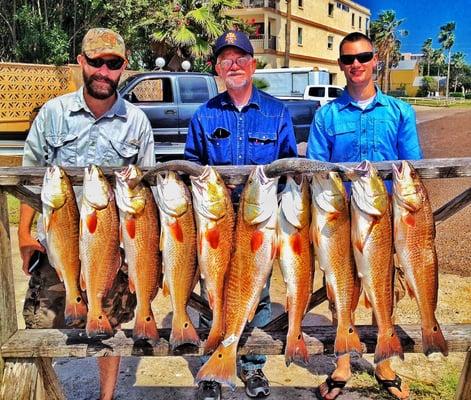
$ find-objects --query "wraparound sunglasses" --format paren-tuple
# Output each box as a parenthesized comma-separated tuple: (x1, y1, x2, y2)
(339, 52, 374, 65)
(84, 55, 125, 70)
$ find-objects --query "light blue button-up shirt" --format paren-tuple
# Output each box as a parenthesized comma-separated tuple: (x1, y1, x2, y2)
(306, 87, 423, 163)
(23, 87, 155, 168)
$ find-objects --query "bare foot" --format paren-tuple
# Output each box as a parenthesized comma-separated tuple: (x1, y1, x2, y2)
(318, 354, 352, 400)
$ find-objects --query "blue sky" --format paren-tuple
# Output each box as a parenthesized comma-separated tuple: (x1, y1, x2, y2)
(355, 0, 471, 62)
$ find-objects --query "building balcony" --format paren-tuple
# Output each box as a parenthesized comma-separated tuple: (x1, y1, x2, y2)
(249, 34, 276, 51)
(240, 0, 277, 9)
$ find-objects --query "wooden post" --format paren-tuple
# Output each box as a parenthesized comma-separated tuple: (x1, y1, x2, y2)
(0, 189, 17, 376)
(456, 349, 471, 400)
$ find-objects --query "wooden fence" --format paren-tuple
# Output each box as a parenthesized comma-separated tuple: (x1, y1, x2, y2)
(1, 158, 471, 399)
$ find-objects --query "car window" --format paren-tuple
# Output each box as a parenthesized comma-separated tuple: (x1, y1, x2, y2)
(178, 77, 210, 103)
(328, 87, 343, 97)
(308, 87, 325, 97)
(128, 78, 173, 103)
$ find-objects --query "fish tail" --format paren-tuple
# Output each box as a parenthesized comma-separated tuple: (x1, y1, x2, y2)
(374, 329, 404, 364)
(64, 293, 88, 328)
(334, 323, 363, 357)
(284, 328, 309, 367)
(170, 310, 200, 350)
(133, 307, 159, 343)
(422, 322, 448, 357)
(86, 311, 113, 339)
(195, 342, 238, 390)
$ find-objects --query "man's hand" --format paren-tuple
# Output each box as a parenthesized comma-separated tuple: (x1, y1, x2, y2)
(18, 232, 45, 276)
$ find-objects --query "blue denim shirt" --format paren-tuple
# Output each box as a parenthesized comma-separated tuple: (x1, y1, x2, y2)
(184, 86, 297, 165)
(306, 88, 423, 163)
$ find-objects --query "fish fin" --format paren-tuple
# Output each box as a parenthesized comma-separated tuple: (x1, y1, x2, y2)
(311, 226, 320, 247)
(129, 276, 136, 294)
(422, 321, 448, 357)
(289, 232, 302, 256)
(353, 239, 364, 254)
(285, 329, 309, 367)
(169, 310, 200, 350)
(275, 239, 281, 260)
(54, 268, 64, 282)
(86, 312, 113, 339)
(205, 226, 220, 249)
(247, 300, 259, 323)
(195, 342, 238, 390)
(325, 282, 335, 303)
(169, 220, 183, 242)
(86, 210, 98, 234)
(208, 292, 215, 311)
(64, 294, 87, 328)
(363, 292, 372, 309)
(285, 296, 290, 313)
(327, 211, 341, 222)
(44, 209, 57, 232)
(374, 329, 404, 364)
(162, 278, 170, 297)
(251, 229, 264, 253)
(133, 308, 159, 343)
(191, 265, 200, 293)
(334, 323, 363, 357)
(271, 236, 277, 260)
(405, 280, 416, 299)
(80, 272, 86, 291)
(125, 216, 136, 239)
(402, 211, 416, 227)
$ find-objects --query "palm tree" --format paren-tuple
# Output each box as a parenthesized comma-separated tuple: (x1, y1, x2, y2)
(143, 0, 243, 65)
(438, 22, 456, 98)
(370, 10, 407, 94)
(451, 51, 466, 92)
(431, 49, 445, 93)
(421, 38, 433, 76)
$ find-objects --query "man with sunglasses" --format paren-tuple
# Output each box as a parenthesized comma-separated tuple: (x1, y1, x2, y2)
(185, 30, 297, 400)
(19, 28, 154, 400)
(306, 32, 422, 400)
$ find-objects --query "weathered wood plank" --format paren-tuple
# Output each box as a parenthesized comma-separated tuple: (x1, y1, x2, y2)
(456, 349, 471, 400)
(35, 358, 66, 400)
(0, 358, 39, 400)
(1, 324, 469, 358)
(188, 293, 212, 321)
(0, 189, 17, 377)
(1, 157, 471, 186)
(434, 186, 471, 225)
(3, 185, 42, 213)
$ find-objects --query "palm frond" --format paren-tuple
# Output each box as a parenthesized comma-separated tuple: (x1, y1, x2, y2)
(174, 25, 197, 46)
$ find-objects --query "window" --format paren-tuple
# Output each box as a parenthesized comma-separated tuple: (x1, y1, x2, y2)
(178, 77, 209, 103)
(342, 4, 349, 11)
(308, 87, 325, 97)
(298, 0, 303, 7)
(297, 27, 303, 45)
(129, 78, 173, 103)
(327, 35, 334, 50)
(328, 87, 343, 98)
(366, 18, 370, 35)
(352, 13, 355, 27)
(337, 2, 341, 8)
(328, 3, 334, 16)
(359, 16, 362, 29)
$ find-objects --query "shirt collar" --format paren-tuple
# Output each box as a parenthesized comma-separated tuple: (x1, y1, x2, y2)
(337, 85, 387, 110)
(70, 86, 127, 119)
(220, 85, 261, 110)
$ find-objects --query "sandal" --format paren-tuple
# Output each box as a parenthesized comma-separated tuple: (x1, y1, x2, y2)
(316, 375, 347, 400)
(375, 373, 408, 399)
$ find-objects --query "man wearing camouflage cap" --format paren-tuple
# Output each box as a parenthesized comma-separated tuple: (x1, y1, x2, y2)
(19, 28, 154, 400)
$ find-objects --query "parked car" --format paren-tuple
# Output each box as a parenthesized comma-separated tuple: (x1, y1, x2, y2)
(119, 72, 320, 158)
(303, 85, 344, 107)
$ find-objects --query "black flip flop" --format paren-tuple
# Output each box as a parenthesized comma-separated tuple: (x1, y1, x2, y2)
(316, 376, 347, 400)
(375, 373, 408, 398)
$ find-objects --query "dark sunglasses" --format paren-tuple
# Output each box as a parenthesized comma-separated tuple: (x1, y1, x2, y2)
(84, 55, 125, 70)
(339, 52, 374, 65)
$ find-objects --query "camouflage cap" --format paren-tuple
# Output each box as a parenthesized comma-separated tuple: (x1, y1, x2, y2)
(82, 28, 126, 60)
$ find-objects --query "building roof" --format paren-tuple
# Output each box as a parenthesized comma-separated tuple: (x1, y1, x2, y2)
(393, 60, 418, 70)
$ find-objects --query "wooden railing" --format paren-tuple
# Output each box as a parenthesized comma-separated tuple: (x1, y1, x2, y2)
(1, 158, 471, 399)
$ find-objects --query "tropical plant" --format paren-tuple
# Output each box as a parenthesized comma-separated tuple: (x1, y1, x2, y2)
(370, 10, 407, 93)
(431, 49, 446, 77)
(450, 51, 466, 92)
(142, 0, 246, 69)
(421, 38, 433, 76)
(417, 76, 435, 97)
(438, 21, 456, 97)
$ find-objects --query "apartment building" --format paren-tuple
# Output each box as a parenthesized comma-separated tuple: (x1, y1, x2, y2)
(228, 0, 371, 85)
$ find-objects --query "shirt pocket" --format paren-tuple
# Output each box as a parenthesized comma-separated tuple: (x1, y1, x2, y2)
(248, 131, 277, 165)
(373, 119, 398, 156)
(44, 132, 79, 165)
(327, 122, 358, 161)
(204, 128, 232, 165)
(107, 139, 140, 166)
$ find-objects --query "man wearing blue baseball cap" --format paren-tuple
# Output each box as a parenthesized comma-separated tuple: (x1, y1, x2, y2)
(185, 30, 297, 400)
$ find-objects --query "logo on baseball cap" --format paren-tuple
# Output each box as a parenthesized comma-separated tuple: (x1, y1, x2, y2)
(214, 30, 254, 59)
(82, 28, 126, 60)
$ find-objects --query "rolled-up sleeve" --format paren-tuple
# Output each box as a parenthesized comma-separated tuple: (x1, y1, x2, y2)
(278, 106, 298, 159)
(306, 111, 331, 161)
(23, 107, 48, 167)
(184, 111, 205, 165)
(398, 106, 423, 160)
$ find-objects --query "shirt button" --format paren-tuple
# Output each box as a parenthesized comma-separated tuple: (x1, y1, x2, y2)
(239, 155, 242, 159)
(239, 137, 242, 141)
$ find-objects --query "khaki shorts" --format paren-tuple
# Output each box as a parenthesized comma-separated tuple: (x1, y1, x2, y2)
(23, 253, 136, 329)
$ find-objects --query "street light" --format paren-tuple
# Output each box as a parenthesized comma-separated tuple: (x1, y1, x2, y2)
(181, 60, 191, 72)
(155, 57, 165, 70)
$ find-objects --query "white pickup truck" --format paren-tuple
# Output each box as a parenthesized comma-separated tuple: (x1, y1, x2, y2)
(303, 85, 344, 107)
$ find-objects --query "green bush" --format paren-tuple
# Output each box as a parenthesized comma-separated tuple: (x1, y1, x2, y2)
(450, 92, 464, 98)
(465, 93, 471, 99)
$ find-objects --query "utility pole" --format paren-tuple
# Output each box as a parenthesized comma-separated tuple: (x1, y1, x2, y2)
(284, 0, 291, 67)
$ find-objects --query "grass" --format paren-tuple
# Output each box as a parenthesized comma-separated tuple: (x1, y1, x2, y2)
(7, 194, 20, 226)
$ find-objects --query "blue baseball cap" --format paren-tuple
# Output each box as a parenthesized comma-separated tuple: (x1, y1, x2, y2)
(214, 30, 254, 59)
